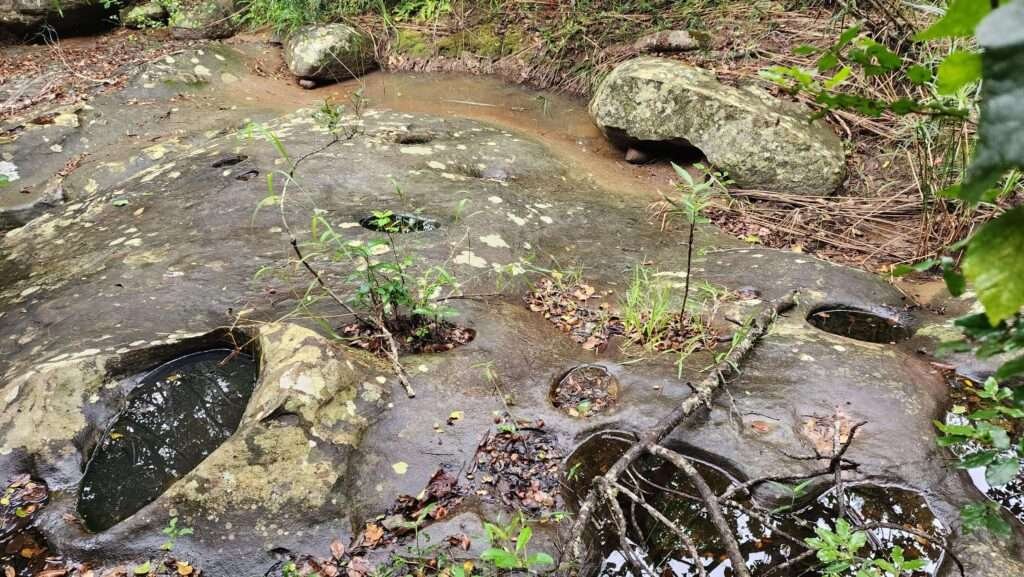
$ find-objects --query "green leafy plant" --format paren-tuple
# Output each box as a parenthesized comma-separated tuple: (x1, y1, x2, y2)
(392, 0, 451, 21)
(160, 516, 193, 551)
(664, 162, 728, 319)
(620, 264, 673, 346)
(806, 519, 926, 577)
(480, 514, 554, 573)
(760, 24, 966, 119)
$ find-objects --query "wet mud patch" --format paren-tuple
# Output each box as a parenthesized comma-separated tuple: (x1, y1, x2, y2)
(807, 305, 913, 343)
(567, 433, 945, 577)
(551, 365, 619, 417)
(77, 349, 258, 532)
(468, 416, 563, 513)
(359, 212, 441, 233)
(342, 317, 475, 354)
(0, 475, 59, 577)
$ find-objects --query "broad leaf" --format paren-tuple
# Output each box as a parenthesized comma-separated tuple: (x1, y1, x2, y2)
(915, 0, 994, 40)
(986, 456, 1020, 486)
(962, 207, 1024, 324)
(937, 51, 982, 94)
(962, 2, 1024, 201)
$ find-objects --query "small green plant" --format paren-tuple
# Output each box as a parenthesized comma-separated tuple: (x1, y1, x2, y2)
(664, 162, 727, 320)
(392, 0, 451, 21)
(769, 478, 814, 514)
(806, 519, 926, 577)
(160, 516, 193, 551)
(620, 264, 673, 346)
(480, 514, 554, 573)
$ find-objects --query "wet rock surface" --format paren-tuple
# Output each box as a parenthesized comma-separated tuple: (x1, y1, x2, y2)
(589, 57, 847, 195)
(0, 41, 1021, 576)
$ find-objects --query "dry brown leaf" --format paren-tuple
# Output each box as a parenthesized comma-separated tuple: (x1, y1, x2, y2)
(176, 561, 194, 576)
(330, 539, 346, 560)
(362, 523, 384, 547)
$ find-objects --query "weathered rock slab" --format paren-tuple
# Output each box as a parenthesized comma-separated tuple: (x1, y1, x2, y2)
(589, 57, 846, 194)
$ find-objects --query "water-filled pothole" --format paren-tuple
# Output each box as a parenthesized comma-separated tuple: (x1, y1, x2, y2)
(551, 365, 619, 417)
(807, 305, 913, 343)
(944, 379, 1024, 526)
(359, 212, 440, 233)
(567, 433, 945, 577)
(77, 349, 258, 532)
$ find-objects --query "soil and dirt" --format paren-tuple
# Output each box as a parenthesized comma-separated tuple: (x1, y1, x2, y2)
(1, 4, 1023, 577)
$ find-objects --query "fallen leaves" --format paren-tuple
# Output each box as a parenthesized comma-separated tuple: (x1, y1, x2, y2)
(523, 278, 622, 350)
(469, 417, 562, 512)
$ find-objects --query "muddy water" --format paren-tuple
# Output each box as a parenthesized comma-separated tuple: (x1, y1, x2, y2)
(224, 69, 681, 198)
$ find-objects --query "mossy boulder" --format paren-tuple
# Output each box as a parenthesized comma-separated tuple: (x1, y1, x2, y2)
(284, 23, 376, 81)
(589, 57, 846, 195)
(168, 0, 236, 39)
(119, 1, 168, 28)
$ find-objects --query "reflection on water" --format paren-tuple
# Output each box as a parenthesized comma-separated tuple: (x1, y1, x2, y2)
(567, 432, 945, 577)
(945, 410, 1024, 526)
(77, 349, 257, 532)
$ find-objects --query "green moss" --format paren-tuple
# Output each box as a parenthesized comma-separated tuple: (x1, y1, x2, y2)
(435, 23, 524, 58)
(396, 28, 433, 58)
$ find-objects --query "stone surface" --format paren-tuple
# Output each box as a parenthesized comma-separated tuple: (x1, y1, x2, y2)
(168, 0, 236, 39)
(632, 29, 703, 53)
(589, 57, 847, 194)
(0, 0, 108, 37)
(119, 1, 167, 28)
(284, 23, 376, 80)
(0, 42, 1021, 576)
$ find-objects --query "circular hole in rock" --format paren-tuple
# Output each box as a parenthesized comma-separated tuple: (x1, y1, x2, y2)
(551, 365, 619, 417)
(359, 212, 440, 233)
(77, 349, 258, 532)
(566, 433, 945, 577)
(807, 305, 913, 343)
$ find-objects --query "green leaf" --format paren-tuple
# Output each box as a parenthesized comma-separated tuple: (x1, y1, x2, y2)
(915, 0, 993, 40)
(906, 64, 933, 85)
(527, 552, 554, 567)
(959, 450, 998, 468)
(937, 51, 982, 94)
(480, 548, 519, 569)
(515, 526, 532, 554)
(962, 3, 1024, 201)
(986, 456, 1020, 486)
(962, 207, 1024, 324)
(989, 426, 1011, 449)
(891, 259, 937, 276)
(996, 354, 1024, 379)
(133, 561, 152, 575)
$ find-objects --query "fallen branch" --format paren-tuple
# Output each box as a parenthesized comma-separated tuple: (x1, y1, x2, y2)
(564, 291, 797, 569)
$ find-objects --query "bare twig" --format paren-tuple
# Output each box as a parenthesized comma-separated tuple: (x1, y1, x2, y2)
(564, 292, 797, 568)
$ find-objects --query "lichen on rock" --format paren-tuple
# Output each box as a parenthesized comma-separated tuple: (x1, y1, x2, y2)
(284, 23, 376, 81)
(589, 57, 847, 195)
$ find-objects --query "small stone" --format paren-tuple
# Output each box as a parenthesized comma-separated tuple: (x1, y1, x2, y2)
(297, 78, 317, 90)
(624, 147, 651, 164)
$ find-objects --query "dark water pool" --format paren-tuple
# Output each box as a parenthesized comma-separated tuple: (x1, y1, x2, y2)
(77, 349, 257, 532)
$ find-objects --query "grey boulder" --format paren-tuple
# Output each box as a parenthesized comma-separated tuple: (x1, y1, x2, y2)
(589, 57, 846, 195)
(284, 23, 376, 81)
